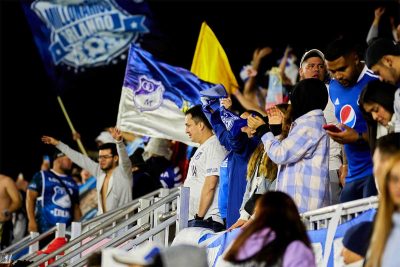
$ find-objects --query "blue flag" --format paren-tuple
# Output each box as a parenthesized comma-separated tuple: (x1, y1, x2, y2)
(200, 84, 227, 113)
(220, 108, 248, 137)
(117, 45, 216, 145)
(21, 0, 155, 91)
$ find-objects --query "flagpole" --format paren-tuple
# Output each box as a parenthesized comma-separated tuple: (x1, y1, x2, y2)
(57, 96, 88, 156)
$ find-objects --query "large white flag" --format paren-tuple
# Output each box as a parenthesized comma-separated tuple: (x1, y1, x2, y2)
(117, 45, 216, 145)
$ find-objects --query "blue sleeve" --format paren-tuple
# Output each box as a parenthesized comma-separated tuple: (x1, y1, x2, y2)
(210, 110, 249, 153)
(28, 172, 42, 192)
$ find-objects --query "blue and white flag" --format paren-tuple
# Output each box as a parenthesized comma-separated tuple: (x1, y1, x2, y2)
(220, 108, 248, 137)
(22, 0, 155, 90)
(117, 45, 216, 145)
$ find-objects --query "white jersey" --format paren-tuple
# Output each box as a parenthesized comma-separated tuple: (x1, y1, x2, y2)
(324, 84, 342, 171)
(184, 135, 228, 224)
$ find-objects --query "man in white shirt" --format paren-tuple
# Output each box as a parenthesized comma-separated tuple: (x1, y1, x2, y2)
(184, 105, 228, 232)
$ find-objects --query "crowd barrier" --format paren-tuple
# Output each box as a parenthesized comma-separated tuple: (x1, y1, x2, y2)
(1, 187, 189, 267)
(173, 195, 378, 267)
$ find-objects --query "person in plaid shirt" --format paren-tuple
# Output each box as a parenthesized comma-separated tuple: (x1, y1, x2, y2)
(248, 78, 330, 212)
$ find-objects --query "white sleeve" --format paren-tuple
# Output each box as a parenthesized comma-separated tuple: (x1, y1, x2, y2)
(394, 89, 400, 133)
(205, 142, 227, 177)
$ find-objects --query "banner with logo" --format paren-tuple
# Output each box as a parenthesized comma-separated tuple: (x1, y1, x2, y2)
(117, 45, 216, 146)
(22, 0, 155, 91)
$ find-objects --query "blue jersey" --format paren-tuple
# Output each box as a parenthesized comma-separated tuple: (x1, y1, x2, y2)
(28, 170, 79, 233)
(329, 67, 377, 182)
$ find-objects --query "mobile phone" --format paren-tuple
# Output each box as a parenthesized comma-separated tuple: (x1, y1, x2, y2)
(323, 124, 342, 133)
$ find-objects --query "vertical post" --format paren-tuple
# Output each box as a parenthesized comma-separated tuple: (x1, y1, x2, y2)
(177, 187, 190, 232)
(56, 223, 66, 238)
(70, 222, 82, 264)
(138, 198, 151, 227)
(55, 223, 66, 261)
(29, 232, 39, 254)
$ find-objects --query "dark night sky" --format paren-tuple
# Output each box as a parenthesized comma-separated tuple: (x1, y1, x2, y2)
(0, 0, 399, 180)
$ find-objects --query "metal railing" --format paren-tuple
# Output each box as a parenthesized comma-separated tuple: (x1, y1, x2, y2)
(4, 188, 177, 262)
(26, 187, 189, 267)
(301, 195, 378, 230)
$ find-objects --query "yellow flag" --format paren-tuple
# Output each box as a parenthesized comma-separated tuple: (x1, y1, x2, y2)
(191, 22, 239, 94)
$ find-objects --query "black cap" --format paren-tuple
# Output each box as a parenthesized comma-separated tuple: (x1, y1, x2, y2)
(53, 151, 66, 160)
(342, 221, 373, 257)
(366, 38, 400, 68)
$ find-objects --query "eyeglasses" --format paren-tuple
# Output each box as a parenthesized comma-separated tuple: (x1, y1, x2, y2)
(304, 63, 325, 70)
(98, 154, 113, 160)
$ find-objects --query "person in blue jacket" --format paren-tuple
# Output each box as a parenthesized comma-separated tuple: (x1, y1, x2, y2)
(207, 97, 261, 228)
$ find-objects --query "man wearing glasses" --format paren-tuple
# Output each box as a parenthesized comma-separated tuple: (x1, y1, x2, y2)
(41, 127, 132, 215)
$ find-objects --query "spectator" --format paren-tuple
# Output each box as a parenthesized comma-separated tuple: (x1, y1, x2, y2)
(41, 127, 132, 215)
(143, 138, 181, 189)
(249, 78, 330, 212)
(359, 80, 397, 152)
(325, 36, 378, 203)
(366, 7, 399, 44)
(207, 96, 261, 228)
(218, 191, 315, 267)
(365, 38, 400, 134)
(13, 173, 29, 243)
(299, 48, 343, 205)
(341, 221, 373, 267)
(0, 174, 22, 249)
(365, 152, 400, 267)
(184, 105, 228, 232)
(373, 133, 400, 193)
(26, 152, 81, 234)
(130, 148, 161, 199)
(228, 104, 288, 230)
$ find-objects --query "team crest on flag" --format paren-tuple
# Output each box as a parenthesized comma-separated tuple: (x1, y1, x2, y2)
(221, 109, 240, 131)
(133, 75, 165, 112)
(31, 0, 149, 68)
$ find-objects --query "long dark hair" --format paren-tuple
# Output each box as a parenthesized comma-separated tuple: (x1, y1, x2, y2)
(359, 80, 396, 153)
(224, 191, 311, 264)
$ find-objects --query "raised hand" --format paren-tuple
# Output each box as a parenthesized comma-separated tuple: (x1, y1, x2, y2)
(220, 97, 233, 110)
(247, 115, 266, 130)
(374, 7, 385, 20)
(110, 127, 123, 142)
(41, 136, 59, 146)
(267, 106, 284, 125)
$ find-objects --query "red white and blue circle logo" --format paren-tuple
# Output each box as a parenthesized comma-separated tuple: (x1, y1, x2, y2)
(340, 104, 356, 128)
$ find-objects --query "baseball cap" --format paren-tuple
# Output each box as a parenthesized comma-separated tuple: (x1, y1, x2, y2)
(112, 243, 208, 267)
(342, 221, 373, 257)
(300, 49, 325, 67)
(53, 151, 66, 160)
(365, 38, 400, 68)
(112, 242, 161, 265)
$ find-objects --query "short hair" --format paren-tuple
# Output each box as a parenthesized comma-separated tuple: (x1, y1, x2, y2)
(376, 133, 400, 156)
(325, 36, 363, 61)
(185, 105, 212, 130)
(366, 38, 400, 68)
(98, 142, 118, 156)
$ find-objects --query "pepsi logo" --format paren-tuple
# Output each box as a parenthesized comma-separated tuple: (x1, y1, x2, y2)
(340, 104, 356, 128)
